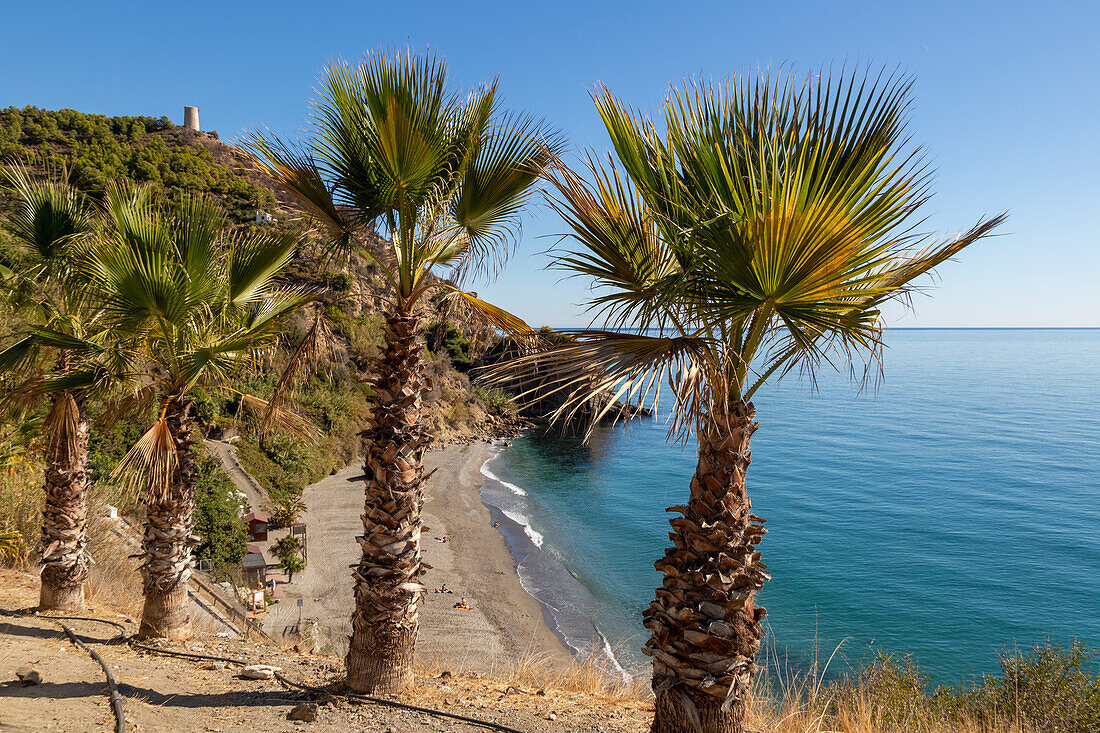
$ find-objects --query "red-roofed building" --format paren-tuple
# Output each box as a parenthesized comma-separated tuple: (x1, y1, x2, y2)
(244, 512, 269, 542)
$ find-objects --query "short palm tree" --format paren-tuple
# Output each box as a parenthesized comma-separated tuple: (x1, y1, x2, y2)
(70, 183, 313, 637)
(481, 71, 1004, 733)
(0, 167, 100, 611)
(246, 49, 560, 692)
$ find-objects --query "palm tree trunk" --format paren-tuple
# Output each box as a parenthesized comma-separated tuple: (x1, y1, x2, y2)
(346, 310, 429, 694)
(39, 389, 90, 612)
(644, 401, 769, 733)
(138, 397, 197, 639)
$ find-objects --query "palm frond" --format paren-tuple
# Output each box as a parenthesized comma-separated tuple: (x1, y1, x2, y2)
(435, 285, 535, 338)
(543, 68, 1005, 412)
(0, 336, 38, 374)
(242, 132, 364, 259)
(446, 111, 564, 279)
(241, 393, 319, 443)
(112, 417, 177, 502)
(1, 163, 94, 265)
(227, 228, 301, 306)
(260, 313, 336, 436)
(477, 330, 712, 440)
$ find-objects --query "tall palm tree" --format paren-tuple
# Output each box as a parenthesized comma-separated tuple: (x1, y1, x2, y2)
(481, 71, 1004, 733)
(246, 49, 560, 692)
(0, 167, 99, 611)
(63, 183, 314, 637)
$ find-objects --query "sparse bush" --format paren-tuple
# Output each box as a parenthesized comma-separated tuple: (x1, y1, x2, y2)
(0, 530, 26, 566)
(472, 383, 515, 416)
(0, 463, 40, 561)
(961, 641, 1100, 732)
(820, 643, 1100, 733)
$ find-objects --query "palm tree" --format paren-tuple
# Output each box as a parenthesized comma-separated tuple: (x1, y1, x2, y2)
(481, 71, 1004, 733)
(0, 167, 99, 611)
(70, 184, 313, 638)
(246, 49, 561, 692)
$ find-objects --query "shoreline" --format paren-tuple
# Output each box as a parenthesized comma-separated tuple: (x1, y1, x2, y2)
(478, 445, 638, 680)
(275, 442, 572, 671)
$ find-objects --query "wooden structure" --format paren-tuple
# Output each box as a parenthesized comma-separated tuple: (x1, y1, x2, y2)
(244, 512, 269, 542)
(241, 551, 268, 589)
(288, 522, 307, 560)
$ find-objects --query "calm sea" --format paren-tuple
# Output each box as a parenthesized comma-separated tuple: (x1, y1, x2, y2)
(478, 329, 1100, 685)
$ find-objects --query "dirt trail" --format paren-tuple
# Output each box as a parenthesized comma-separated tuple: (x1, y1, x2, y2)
(0, 570, 650, 733)
(204, 439, 268, 513)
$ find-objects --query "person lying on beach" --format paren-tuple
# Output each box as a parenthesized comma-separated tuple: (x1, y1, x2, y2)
(435, 584, 452, 594)
(492, 520, 499, 528)
(435, 535, 448, 543)
(453, 597, 472, 610)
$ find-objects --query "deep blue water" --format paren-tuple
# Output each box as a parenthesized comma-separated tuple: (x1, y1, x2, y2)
(478, 329, 1100, 685)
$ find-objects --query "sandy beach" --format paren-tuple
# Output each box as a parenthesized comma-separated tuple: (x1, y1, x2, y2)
(264, 442, 572, 671)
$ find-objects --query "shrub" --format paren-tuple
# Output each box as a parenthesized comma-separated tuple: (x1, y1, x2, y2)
(962, 640, 1100, 732)
(0, 106, 274, 223)
(472, 383, 515, 416)
(824, 643, 1100, 733)
(192, 454, 248, 569)
(426, 320, 473, 371)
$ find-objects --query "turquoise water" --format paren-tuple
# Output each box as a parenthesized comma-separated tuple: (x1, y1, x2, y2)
(478, 329, 1100, 685)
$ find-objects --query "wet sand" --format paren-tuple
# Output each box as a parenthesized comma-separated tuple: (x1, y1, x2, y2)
(268, 442, 572, 671)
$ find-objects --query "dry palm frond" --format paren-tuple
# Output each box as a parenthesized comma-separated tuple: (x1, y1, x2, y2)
(111, 417, 177, 501)
(44, 390, 81, 462)
(435, 285, 536, 339)
(242, 393, 319, 443)
(261, 313, 336, 436)
(98, 382, 159, 430)
(0, 375, 47, 414)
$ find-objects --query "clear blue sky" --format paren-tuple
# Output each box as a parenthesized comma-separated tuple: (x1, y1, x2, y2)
(2, 1, 1097, 327)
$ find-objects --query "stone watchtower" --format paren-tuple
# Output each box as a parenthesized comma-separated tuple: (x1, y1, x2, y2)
(184, 106, 200, 131)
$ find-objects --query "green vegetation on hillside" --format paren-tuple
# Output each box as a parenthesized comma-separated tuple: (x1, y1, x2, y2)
(0, 106, 274, 221)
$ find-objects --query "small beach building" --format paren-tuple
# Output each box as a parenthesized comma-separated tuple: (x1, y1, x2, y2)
(244, 512, 269, 542)
(241, 551, 268, 589)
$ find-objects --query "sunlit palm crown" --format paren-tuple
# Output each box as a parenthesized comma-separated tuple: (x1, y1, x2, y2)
(75, 184, 311, 495)
(0, 167, 105, 451)
(485, 70, 1004, 436)
(246, 49, 562, 320)
(89, 185, 307, 383)
(0, 167, 97, 361)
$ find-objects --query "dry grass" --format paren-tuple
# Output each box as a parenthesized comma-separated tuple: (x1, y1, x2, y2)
(0, 463, 41, 565)
(84, 507, 144, 617)
(413, 641, 1096, 733)
(415, 650, 649, 703)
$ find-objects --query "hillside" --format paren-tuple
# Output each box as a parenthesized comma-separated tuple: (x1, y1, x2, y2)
(0, 106, 522, 573)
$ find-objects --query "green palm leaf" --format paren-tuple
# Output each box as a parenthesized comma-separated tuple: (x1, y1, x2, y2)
(488, 68, 1005, 429)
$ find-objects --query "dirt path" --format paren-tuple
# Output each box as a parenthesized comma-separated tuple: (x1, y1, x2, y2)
(204, 439, 268, 514)
(0, 570, 650, 733)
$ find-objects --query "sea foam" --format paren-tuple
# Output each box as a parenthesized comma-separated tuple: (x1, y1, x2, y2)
(480, 462, 527, 496)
